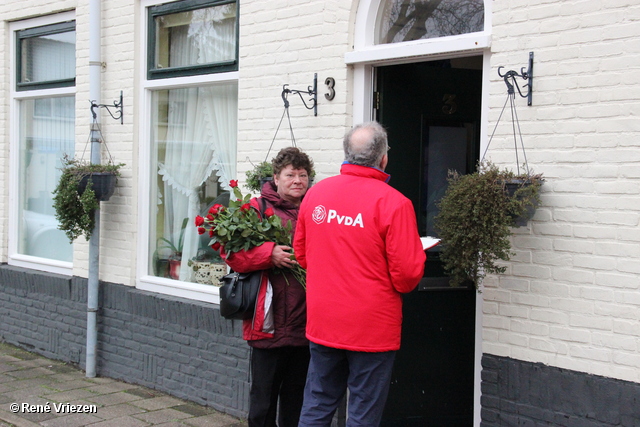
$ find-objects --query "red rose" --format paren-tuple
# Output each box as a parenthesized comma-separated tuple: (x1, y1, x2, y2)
(264, 207, 274, 217)
(229, 180, 238, 188)
(206, 214, 214, 221)
(209, 204, 224, 215)
(209, 229, 214, 237)
(240, 203, 251, 212)
(194, 215, 204, 227)
(197, 227, 206, 235)
(211, 242, 221, 251)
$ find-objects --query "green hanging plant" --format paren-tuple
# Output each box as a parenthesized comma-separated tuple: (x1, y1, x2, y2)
(52, 155, 124, 242)
(434, 161, 543, 288)
(245, 161, 274, 193)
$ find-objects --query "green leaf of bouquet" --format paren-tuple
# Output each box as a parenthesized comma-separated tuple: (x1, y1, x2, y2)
(270, 216, 282, 226)
(233, 187, 242, 200)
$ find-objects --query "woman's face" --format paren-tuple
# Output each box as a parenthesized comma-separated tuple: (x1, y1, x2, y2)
(274, 164, 309, 206)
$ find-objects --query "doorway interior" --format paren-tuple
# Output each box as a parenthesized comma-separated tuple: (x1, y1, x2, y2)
(376, 56, 483, 426)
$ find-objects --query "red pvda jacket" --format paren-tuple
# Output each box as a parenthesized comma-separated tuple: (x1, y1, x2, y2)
(294, 163, 426, 352)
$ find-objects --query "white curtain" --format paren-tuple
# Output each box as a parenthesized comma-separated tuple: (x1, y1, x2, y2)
(19, 97, 75, 261)
(156, 16, 237, 281)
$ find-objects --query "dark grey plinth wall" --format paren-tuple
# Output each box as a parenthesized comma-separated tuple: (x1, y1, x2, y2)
(482, 354, 640, 426)
(0, 264, 250, 418)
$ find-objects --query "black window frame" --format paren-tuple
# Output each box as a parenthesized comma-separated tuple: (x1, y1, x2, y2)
(16, 21, 76, 92)
(147, 0, 239, 80)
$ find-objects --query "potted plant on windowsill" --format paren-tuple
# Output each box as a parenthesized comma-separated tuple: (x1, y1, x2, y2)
(154, 217, 188, 280)
(434, 161, 543, 288)
(52, 155, 124, 242)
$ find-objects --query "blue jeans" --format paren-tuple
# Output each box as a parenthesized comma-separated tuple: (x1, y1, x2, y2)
(298, 343, 396, 427)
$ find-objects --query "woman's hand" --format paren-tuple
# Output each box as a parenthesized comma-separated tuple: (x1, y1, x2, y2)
(271, 245, 297, 269)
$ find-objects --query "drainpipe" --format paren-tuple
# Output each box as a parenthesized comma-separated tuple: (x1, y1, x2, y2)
(86, 0, 102, 378)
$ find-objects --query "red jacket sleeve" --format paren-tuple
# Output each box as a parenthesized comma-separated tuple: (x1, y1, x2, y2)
(223, 241, 276, 273)
(293, 207, 307, 269)
(385, 198, 426, 294)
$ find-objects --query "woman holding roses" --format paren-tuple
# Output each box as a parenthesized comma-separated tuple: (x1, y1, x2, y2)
(223, 147, 313, 427)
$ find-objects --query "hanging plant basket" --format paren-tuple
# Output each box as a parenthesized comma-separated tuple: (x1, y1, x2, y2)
(52, 155, 124, 242)
(504, 178, 540, 227)
(78, 172, 118, 202)
(246, 161, 274, 193)
(245, 92, 315, 194)
(434, 162, 543, 288)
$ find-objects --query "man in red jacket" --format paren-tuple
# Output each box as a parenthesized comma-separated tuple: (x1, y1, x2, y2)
(294, 121, 426, 426)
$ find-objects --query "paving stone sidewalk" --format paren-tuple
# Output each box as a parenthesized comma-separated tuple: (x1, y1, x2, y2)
(0, 342, 248, 427)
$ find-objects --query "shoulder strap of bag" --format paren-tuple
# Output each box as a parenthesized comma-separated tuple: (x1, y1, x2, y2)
(256, 197, 267, 219)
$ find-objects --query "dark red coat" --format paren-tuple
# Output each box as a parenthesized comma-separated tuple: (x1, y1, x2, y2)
(223, 181, 308, 349)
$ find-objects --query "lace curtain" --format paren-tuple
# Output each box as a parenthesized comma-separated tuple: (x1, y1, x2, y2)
(155, 16, 237, 281)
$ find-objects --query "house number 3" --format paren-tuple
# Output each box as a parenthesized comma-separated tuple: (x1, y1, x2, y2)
(442, 94, 457, 115)
(325, 77, 336, 101)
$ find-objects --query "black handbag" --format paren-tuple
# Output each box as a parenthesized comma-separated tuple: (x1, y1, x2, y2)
(218, 198, 268, 320)
(219, 270, 262, 320)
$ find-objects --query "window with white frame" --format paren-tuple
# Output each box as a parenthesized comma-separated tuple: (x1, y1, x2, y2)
(140, 0, 238, 300)
(10, 17, 75, 270)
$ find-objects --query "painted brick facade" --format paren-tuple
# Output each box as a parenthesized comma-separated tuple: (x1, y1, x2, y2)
(237, 1, 354, 185)
(483, 0, 640, 386)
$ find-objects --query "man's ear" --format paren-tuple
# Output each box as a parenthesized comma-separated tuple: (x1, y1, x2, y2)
(380, 154, 388, 171)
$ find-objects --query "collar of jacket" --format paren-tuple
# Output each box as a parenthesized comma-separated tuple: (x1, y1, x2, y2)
(340, 162, 391, 183)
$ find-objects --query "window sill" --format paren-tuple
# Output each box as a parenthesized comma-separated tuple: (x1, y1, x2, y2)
(137, 275, 221, 304)
(8, 255, 72, 276)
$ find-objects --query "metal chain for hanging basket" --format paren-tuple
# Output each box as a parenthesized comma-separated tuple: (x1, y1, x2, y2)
(263, 91, 298, 164)
(81, 116, 118, 166)
(481, 68, 532, 176)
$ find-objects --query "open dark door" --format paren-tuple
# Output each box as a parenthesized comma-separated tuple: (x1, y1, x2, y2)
(377, 58, 482, 426)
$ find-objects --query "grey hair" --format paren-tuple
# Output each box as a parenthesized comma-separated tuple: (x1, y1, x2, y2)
(343, 121, 388, 167)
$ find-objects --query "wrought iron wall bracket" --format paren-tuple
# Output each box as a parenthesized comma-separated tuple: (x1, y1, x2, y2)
(281, 74, 318, 116)
(90, 91, 124, 124)
(498, 52, 534, 106)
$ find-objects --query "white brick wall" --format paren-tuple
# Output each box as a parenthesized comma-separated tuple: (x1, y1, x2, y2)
(484, 0, 640, 383)
(72, 0, 137, 286)
(237, 0, 353, 188)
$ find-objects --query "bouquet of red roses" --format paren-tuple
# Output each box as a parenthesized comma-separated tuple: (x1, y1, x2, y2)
(195, 180, 305, 288)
